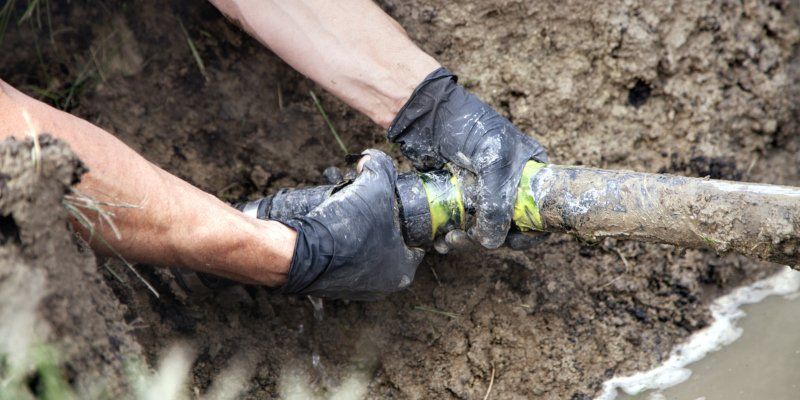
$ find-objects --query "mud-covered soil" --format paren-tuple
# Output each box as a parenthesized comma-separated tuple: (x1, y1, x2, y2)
(0, 137, 142, 396)
(1, 0, 799, 399)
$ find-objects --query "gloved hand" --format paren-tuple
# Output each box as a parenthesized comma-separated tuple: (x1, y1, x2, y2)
(388, 67, 548, 250)
(280, 149, 424, 300)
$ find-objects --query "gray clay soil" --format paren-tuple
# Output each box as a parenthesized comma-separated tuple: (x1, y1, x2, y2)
(1, 1, 799, 399)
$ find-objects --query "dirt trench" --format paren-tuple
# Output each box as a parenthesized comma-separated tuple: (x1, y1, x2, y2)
(0, 0, 798, 399)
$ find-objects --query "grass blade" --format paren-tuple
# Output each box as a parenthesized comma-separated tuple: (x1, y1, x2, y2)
(0, 0, 17, 54)
(178, 18, 208, 82)
(63, 191, 159, 298)
(310, 90, 348, 154)
(18, 0, 39, 24)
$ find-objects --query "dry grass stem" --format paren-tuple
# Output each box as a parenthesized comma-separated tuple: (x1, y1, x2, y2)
(277, 83, 283, 110)
(0, 0, 16, 44)
(483, 365, 495, 400)
(601, 247, 631, 288)
(89, 46, 106, 83)
(62, 190, 159, 298)
(430, 266, 442, 286)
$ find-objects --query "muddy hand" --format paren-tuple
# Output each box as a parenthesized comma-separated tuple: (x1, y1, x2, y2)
(388, 67, 547, 249)
(280, 149, 424, 300)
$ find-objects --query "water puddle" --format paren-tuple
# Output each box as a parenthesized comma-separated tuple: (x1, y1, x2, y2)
(599, 267, 800, 400)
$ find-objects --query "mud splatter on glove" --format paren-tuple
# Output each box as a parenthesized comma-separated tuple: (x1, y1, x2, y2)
(281, 149, 424, 300)
(388, 67, 548, 249)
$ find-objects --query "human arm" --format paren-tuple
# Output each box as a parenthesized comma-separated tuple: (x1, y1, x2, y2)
(0, 79, 295, 286)
(0, 80, 421, 297)
(209, 0, 548, 249)
(207, 0, 440, 128)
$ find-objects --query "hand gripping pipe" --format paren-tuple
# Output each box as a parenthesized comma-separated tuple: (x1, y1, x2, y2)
(238, 162, 800, 268)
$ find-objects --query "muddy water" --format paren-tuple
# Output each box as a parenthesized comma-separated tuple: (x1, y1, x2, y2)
(605, 268, 800, 400)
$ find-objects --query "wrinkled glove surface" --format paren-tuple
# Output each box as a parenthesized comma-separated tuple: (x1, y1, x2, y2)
(281, 149, 424, 300)
(388, 67, 547, 249)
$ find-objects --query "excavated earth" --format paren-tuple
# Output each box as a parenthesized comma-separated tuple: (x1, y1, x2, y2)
(1, 0, 798, 399)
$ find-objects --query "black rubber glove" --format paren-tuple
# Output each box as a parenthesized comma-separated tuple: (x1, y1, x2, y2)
(388, 67, 547, 249)
(280, 149, 424, 300)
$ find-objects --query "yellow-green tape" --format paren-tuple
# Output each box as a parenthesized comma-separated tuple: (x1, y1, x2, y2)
(420, 171, 465, 239)
(513, 161, 545, 231)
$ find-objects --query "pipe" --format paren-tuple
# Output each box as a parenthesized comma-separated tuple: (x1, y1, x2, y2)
(239, 162, 800, 267)
(527, 165, 800, 266)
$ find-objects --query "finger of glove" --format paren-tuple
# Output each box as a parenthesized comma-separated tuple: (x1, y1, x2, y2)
(436, 229, 548, 253)
(513, 127, 548, 164)
(322, 166, 344, 184)
(529, 139, 549, 163)
(468, 167, 517, 249)
(359, 149, 397, 182)
(348, 149, 397, 193)
(407, 246, 425, 264)
(376, 246, 419, 293)
(433, 237, 451, 254)
(391, 247, 423, 291)
(399, 141, 446, 172)
(344, 168, 358, 181)
(434, 229, 468, 254)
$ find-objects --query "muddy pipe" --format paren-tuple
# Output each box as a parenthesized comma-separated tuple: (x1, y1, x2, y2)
(239, 162, 800, 268)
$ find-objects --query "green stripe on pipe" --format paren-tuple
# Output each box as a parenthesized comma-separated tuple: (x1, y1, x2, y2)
(420, 169, 465, 239)
(513, 161, 546, 231)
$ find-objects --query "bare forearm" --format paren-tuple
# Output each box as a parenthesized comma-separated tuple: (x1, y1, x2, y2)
(210, 0, 440, 127)
(0, 80, 293, 286)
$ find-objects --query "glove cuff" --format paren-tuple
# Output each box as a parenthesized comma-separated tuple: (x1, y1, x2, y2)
(279, 218, 335, 294)
(387, 67, 456, 143)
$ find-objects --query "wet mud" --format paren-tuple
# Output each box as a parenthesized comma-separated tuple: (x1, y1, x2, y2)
(1, 0, 798, 398)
